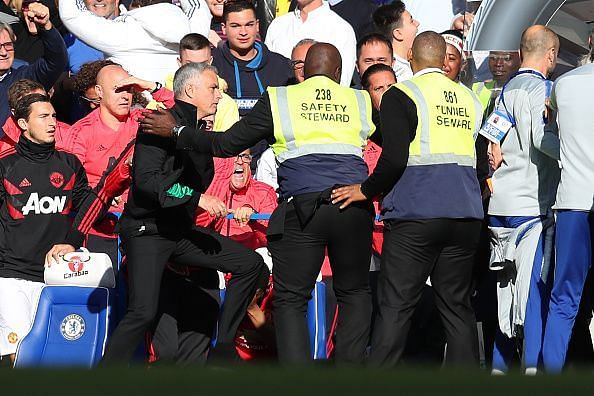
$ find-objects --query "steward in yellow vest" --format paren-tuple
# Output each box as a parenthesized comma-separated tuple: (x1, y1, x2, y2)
(332, 31, 484, 368)
(139, 43, 378, 365)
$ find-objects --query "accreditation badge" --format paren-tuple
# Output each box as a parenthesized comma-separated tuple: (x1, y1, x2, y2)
(479, 110, 513, 144)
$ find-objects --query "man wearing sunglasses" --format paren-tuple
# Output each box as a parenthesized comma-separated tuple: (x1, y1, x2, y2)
(0, 3, 67, 129)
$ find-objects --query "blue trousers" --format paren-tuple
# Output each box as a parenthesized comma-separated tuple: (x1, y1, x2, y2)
(490, 216, 552, 371)
(543, 210, 594, 372)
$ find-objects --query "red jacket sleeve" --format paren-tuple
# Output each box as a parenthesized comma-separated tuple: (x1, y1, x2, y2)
(152, 87, 175, 109)
(65, 140, 134, 245)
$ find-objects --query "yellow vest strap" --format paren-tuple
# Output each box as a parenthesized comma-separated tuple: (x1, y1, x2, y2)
(471, 93, 483, 139)
(276, 143, 363, 162)
(401, 80, 431, 157)
(407, 153, 476, 167)
(275, 87, 298, 152)
(353, 89, 372, 142)
(401, 79, 478, 168)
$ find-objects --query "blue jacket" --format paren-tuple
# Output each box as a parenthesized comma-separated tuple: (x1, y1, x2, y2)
(212, 41, 293, 116)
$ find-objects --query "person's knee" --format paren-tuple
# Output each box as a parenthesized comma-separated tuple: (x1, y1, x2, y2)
(153, 341, 177, 363)
(248, 250, 265, 271)
(273, 287, 311, 311)
(129, 305, 159, 327)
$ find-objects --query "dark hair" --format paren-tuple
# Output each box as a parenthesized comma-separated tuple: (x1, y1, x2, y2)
(357, 33, 393, 60)
(73, 59, 118, 93)
(361, 63, 396, 90)
(14, 93, 51, 122)
(373, 1, 406, 41)
(179, 33, 211, 53)
(223, 0, 256, 22)
(8, 79, 44, 110)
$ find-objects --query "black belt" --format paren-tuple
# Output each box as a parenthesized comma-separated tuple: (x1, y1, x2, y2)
(267, 186, 342, 238)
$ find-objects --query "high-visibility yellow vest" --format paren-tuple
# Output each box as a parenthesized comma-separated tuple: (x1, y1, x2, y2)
(380, 71, 484, 220)
(397, 72, 483, 169)
(472, 80, 496, 111)
(267, 75, 375, 163)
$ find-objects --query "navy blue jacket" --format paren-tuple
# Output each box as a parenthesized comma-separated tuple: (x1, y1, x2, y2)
(212, 40, 292, 116)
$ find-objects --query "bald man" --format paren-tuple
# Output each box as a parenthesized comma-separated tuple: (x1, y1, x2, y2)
(332, 31, 484, 368)
(140, 43, 377, 365)
(67, 64, 175, 268)
(485, 25, 560, 374)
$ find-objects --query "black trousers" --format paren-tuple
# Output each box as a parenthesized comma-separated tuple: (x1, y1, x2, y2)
(369, 218, 482, 367)
(150, 269, 220, 366)
(268, 201, 374, 364)
(102, 226, 264, 364)
(86, 234, 119, 275)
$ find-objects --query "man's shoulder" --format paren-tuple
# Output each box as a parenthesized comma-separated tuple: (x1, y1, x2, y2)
(267, 11, 294, 30)
(250, 179, 276, 195)
(0, 144, 18, 164)
(69, 110, 100, 133)
(555, 63, 594, 86)
(53, 150, 83, 169)
(509, 73, 546, 91)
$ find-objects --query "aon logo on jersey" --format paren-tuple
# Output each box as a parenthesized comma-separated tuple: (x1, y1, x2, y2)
(22, 193, 67, 215)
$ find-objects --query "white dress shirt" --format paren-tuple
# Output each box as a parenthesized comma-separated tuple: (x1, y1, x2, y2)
(264, 2, 356, 87)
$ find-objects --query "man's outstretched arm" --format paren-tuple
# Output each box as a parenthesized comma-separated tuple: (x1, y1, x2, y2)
(140, 93, 276, 157)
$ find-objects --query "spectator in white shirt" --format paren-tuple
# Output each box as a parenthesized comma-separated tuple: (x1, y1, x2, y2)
(373, 0, 419, 82)
(59, 0, 211, 82)
(404, 0, 466, 33)
(264, 0, 356, 87)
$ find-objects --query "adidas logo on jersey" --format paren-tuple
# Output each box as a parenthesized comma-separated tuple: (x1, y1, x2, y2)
(22, 193, 67, 215)
(97, 145, 108, 151)
(19, 178, 31, 188)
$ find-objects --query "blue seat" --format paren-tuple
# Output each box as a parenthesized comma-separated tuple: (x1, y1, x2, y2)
(13, 286, 110, 368)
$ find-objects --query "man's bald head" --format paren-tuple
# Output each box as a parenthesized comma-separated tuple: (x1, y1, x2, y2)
(409, 31, 446, 73)
(95, 64, 133, 119)
(520, 25, 559, 76)
(520, 25, 559, 60)
(303, 43, 342, 83)
(96, 65, 130, 89)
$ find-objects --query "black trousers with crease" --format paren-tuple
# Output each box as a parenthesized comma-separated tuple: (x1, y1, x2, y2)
(369, 218, 482, 367)
(268, 201, 374, 365)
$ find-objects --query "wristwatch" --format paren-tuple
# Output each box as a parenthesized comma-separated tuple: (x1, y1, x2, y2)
(151, 81, 162, 93)
(171, 125, 185, 140)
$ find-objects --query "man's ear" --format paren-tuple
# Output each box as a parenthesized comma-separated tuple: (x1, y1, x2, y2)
(95, 85, 103, 100)
(17, 118, 27, 131)
(393, 27, 403, 42)
(334, 65, 342, 83)
(184, 83, 194, 98)
(177, 57, 182, 67)
(221, 22, 227, 36)
(407, 47, 413, 63)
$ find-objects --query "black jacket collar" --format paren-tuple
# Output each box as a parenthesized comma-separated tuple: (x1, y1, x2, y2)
(171, 99, 199, 129)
